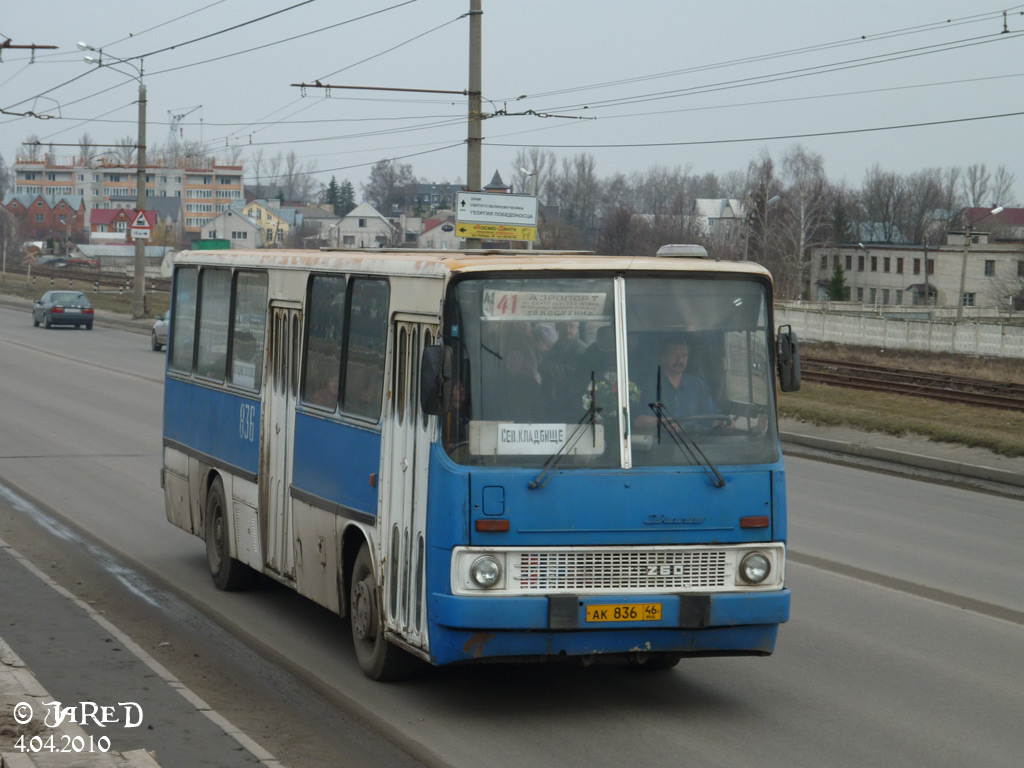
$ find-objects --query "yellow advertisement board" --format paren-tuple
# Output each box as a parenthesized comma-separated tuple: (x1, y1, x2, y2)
(456, 222, 537, 242)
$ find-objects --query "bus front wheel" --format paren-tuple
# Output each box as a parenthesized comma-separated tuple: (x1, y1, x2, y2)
(350, 543, 418, 681)
(205, 477, 257, 591)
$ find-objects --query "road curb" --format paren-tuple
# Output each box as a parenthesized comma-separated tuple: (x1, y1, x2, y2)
(781, 431, 1024, 489)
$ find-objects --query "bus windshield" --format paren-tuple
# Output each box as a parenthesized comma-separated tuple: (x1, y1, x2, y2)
(445, 274, 778, 468)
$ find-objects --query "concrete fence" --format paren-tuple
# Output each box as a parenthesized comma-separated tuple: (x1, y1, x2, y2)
(775, 306, 1024, 359)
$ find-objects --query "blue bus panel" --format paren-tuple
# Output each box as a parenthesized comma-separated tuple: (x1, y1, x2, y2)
(163, 377, 260, 477)
(291, 410, 381, 516)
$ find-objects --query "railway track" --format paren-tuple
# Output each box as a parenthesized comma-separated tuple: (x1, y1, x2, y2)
(800, 355, 1024, 411)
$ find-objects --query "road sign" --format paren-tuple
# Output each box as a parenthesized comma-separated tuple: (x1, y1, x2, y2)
(130, 210, 151, 240)
(456, 192, 538, 227)
(456, 222, 537, 242)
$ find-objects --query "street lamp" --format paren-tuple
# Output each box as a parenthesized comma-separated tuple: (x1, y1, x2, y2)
(955, 205, 1003, 321)
(742, 194, 780, 261)
(519, 166, 538, 250)
(79, 42, 148, 319)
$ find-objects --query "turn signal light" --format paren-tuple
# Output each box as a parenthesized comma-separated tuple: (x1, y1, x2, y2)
(475, 519, 510, 532)
(740, 515, 770, 528)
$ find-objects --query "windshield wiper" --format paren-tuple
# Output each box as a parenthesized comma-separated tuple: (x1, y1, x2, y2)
(529, 372, 601, 490)
(649, 396, 726, 489)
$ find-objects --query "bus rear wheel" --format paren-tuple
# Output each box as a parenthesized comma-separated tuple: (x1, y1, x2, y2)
(350, 542, 418, 681)
(205, 477, 258, 591)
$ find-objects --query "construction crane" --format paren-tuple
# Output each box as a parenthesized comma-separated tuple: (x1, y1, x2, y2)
(167, 105, 202, 145)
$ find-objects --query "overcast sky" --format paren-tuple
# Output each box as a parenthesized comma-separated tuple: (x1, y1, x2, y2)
(2, 1, 1022, 201)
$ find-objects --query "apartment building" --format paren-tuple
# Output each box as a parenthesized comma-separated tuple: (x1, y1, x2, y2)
(12, 153, 243, 242)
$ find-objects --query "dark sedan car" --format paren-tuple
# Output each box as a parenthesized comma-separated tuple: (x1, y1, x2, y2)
(32, 290, 95, 330)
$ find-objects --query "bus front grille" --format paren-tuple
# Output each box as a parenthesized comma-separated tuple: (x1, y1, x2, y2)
(512, 549, 729, 592)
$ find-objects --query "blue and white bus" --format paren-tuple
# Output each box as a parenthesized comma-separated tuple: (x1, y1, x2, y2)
(161, 246, 801, 680)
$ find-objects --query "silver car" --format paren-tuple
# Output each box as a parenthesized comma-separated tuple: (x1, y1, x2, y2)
(152, 313, 169, 351)
(33, 290, 94, 330)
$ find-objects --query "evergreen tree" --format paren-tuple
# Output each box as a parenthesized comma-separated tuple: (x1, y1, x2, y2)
(831, 197, 854, 243)
(326, 176, 341, 215)
(826, 263, 847, 301)
(338, 180, 356, 216)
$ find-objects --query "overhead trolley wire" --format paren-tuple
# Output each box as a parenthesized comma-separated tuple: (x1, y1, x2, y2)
(501, 5, 1024, 104)
(485, 109, 1024, 150)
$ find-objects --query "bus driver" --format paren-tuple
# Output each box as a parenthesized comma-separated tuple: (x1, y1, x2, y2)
(634, 335, 729, 432)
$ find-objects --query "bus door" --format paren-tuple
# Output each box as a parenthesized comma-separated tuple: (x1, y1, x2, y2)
(261, 302, 301, 581)
(380, 317, 437, 652)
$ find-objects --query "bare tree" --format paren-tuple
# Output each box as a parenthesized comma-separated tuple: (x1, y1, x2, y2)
(633, 164, 690, 218)
(266, 153, 283, 197)
(963, 163, 991, 207)
(224, 143, 245, 165)
(0, 205, 22, 272)
(779, 144, 831, 299)
(744, 149, 785, 276)
(597, 206, 637, 255)
(0, 153, 10, 197)
(897, 168, 946, 245)
(511, 147, 556, 200)
(280, 150, 319, 203)
(937, 166, 965, 233)
(991, 165, 1017, 207)
(361, 158, 416, 214)
(859, 163, 905, 242)
(249, 148, 266, 199)
(548, 153, 600, 244)
(23, 135, 42, 162)
(690, 171, 722, 199)
(719, 169, 747, 198)
(111, 135, 137, 164)
(77, 133, 97, 167)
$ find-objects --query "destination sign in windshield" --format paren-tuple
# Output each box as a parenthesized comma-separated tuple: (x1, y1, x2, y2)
(481, 289, 608, 320)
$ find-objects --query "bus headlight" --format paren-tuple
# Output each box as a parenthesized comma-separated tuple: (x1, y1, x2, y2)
(739, 552, 771, 584)
(470, 556, 502, 588)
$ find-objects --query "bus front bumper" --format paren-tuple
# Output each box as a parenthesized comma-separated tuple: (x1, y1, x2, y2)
(427, 589, 789, 665)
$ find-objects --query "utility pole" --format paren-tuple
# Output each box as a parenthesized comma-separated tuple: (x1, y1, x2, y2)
(465, 0, 483, 249)
(79, 43, 148, 318)
(291, 4, 483, 252)
(134, 79, 148, 319)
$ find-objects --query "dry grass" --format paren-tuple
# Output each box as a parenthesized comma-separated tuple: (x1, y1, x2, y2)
(0, 278, 169, 318)
(781, 345, 1024, 457)
(802, 341, 1024, 384)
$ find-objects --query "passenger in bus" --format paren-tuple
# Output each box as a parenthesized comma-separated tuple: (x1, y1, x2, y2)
(634, 335, 728, 431)
(532, 323, 560, 402)
(499, 334, 544, 422)
(551, 321, 586, 362)
(577, 324, 617, 384)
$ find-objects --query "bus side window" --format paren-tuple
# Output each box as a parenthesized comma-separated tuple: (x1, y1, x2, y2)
(342, 278, 389, 420)
(230, 271, 268, 391)
(302, 274, 346, 410)
(196, 268, 231, 381)
(169, 267, 198, 373)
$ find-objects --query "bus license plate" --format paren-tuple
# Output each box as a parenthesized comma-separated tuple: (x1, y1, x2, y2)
(585, 603, 662, 623)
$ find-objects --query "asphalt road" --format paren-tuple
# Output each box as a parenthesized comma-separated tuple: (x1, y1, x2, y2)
(1, 305, 1022, 768)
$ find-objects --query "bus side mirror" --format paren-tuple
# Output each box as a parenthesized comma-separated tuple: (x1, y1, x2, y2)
(421, 344, 454, 415)
(777, 325, 801, 392)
